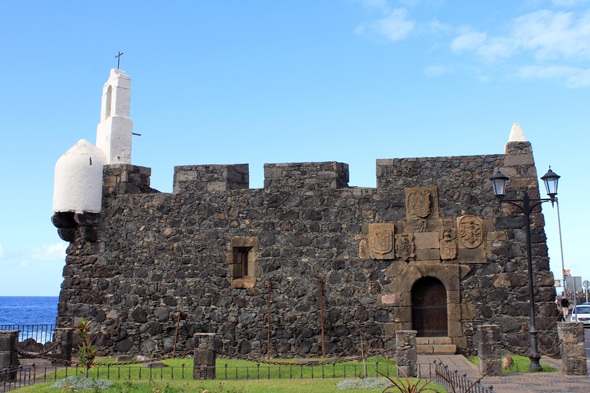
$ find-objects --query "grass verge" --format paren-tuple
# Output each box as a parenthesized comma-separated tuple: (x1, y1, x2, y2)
(468, 355, 558, 373)
(37, 357, 399, 381)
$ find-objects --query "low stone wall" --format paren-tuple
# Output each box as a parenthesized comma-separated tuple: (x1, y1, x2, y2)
(394, 330, 417, 377)
(193, 333, 216, 380)
(476, 324, 502, 376)
(52, 328, 73, 365)
(557, 322, 587, 375)
(0, 331, 19, 381)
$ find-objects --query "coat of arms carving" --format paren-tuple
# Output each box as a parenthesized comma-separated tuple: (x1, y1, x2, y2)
(368, 223, 396, 260)
(395, 233, 415, 261)
(440, 231, 457, 260)
(405, 187, 439, 220)
(458, 215, 483, 249)
(370, 230, 393, 255)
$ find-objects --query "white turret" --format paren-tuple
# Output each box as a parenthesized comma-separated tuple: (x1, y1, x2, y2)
(508, 123, 526, 142)
(53, 69, 135, 216)
(96, 69, 134, 164)
(52, 140, 107, 214)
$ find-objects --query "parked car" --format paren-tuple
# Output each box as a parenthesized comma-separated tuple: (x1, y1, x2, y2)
(569, 305, 590, 325)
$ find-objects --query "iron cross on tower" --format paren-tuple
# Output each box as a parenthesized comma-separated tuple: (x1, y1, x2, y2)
(115, 52, 124, 69)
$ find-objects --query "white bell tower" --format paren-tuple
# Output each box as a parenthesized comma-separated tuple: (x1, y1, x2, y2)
(96, 69, 134, 164)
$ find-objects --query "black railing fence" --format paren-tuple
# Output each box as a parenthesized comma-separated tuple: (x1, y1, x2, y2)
(0, 362, 433, 392)
(0, 324, 57, 345)
(1, 361, 496, 393)
(433, 361, 494, 393)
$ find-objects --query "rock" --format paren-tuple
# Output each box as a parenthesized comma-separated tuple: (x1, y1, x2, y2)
(115, 338, 134, 353)
(132, 308, 148, 323)
(144, 361, 167, 368)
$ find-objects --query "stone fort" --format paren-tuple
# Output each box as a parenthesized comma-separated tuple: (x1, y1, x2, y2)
(51, 69, 558, 357)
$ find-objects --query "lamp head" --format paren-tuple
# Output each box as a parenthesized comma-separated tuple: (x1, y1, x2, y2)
(541, 166, 560, 203)
(490, 171, 509, 199)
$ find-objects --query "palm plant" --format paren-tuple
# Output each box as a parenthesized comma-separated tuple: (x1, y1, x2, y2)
(73, 317, 97, 377)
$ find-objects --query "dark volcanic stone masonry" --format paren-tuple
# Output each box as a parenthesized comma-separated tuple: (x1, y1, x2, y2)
(55, 141, 559, 357)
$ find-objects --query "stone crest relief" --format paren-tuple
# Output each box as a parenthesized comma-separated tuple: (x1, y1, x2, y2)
(405, 187, 438, 220)
(458, 215, 483, 249)
(368, 223, 395, 260)
(440, 230, 457, 260)
(395, 233, 415, 261)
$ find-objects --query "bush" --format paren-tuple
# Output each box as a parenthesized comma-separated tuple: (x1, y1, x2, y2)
(337, 378, 389, 390)
(49, 375, 113, 391)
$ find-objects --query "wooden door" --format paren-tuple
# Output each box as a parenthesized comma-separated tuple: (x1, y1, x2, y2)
(411, 277, 448, 337)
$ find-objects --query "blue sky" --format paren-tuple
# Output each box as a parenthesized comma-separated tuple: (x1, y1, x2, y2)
(0, 0, 589, 296)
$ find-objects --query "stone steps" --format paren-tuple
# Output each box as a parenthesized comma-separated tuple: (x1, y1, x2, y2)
(416, 337, 457, 354)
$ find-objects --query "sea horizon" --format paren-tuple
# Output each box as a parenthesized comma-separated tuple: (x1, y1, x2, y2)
(0, 296, 59, 325)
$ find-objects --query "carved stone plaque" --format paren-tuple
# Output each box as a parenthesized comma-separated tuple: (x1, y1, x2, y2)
(368, 223, 395, 260)
(395, 233, 415, 261)
(405, 187, 439, 220)
(458, 215, 483, 249)
(440, 231, 457, 260)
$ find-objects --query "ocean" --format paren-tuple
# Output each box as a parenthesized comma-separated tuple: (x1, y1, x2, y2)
(0, 296, 59, 325)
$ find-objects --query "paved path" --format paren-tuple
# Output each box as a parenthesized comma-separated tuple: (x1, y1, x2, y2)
(418, 354, 590, 393)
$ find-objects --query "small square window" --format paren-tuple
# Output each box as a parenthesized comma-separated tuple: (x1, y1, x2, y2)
(227, 237, 259, 289)
(233, 247, 250, 278)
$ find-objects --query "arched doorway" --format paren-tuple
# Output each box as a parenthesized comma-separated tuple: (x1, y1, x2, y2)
(411, 277, 448, 337)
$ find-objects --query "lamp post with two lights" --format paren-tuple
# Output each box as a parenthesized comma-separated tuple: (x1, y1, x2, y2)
(490, 167, 560, 371)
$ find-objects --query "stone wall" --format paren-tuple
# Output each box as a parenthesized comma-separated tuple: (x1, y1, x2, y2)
(55, 141, 559, 358)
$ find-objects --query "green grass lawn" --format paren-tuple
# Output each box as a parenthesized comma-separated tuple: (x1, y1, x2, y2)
(468, 355, 558, 373)
(13, 378, 448, 393)
(38, 356, 400, 381)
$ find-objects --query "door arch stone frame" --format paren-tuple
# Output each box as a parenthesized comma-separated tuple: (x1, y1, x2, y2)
(383, 261, 472, 345)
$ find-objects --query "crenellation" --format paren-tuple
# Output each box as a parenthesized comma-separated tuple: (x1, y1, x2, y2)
(173, 164, 249, 193)
(264, 162, 349, 190)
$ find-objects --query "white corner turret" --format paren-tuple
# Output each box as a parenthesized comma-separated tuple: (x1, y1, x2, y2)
(53, 139, 107, 214)
(96, 69, 133, 164)
(508, 123, 526, 142)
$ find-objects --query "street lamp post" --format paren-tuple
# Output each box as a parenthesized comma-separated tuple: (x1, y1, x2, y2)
(490, 167, 560, 371)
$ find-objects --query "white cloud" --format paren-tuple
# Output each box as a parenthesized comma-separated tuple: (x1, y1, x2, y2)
(358, 0, 389, 10)
(399, 0, 421, 7)
(355, 2, 450, 42)
(451, 31, 487, 53)
(373, 8, 416, 41)
(450, 10, 590, 63)
(565, 67, 590, 87)
(425, 18, 451, 33)
(424, 65, 453, 77)
(516, 65, 590, 87)
(552, 0, 590, 6)
(30, 243, 68, 261)
(0, 243, 67, 266)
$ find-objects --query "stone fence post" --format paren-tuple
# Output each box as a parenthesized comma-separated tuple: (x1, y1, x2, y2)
(0, 331, 20, 381)
(394, 330, 417, 377)
(557, 322, 587, 375)
(193, 333, 216, 380)
(476, 325, 501, 376)
(52, 328, 73, 366)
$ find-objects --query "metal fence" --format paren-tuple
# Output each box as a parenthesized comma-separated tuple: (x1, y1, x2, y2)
(0, 361, 435, 392)
(1, 360, 495, 393)
(0, 324, 57, 344)
(433, 360, 494, 393)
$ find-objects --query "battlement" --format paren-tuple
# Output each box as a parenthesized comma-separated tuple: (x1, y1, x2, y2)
(105, 141, 535, 198)
(173, 164, 249, 193)
(264, 162, 349, 190)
